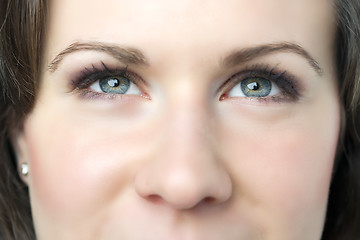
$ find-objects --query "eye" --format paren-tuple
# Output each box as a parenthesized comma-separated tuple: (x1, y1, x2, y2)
(219, 66, 301, 103)
(227, 77, 280, 98)
(70, 62, 150, 100)
(89, 75, 141, 95)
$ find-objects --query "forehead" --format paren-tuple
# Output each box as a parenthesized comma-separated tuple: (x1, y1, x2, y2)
(46, 0, 336, 67)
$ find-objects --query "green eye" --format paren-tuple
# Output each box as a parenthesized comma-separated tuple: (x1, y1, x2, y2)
(240, 78, 272, 97)
(99, 76, 130, 94)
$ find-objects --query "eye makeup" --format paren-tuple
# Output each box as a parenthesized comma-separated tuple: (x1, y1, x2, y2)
(69, 61, 302, 104)
(69, 62, 150, 100)
(218, 64, 303, 103)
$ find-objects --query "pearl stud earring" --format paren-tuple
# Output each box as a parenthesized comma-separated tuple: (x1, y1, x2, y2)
(21, 163, 29, 176)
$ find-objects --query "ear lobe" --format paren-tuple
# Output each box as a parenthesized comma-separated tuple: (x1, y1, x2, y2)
(10, 130, 31, 184)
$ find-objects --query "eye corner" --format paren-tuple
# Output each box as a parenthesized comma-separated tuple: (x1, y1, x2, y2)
(219, 93, 229, 101)
(140, 92, 152, 100)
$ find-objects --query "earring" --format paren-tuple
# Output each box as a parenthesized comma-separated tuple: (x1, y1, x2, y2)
(21, 163, 29, 176)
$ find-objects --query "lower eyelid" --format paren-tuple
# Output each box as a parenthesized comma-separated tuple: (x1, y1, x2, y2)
(220, 79, 299, 103)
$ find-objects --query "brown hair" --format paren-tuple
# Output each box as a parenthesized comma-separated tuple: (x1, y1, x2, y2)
(0, 0, 359, 239)
(322, 0, 360, 239)
(0, 0, 46, 238)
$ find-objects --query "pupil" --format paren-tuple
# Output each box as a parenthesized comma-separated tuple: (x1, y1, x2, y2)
(107, 79, 119, 87)
(247, 82, 260, 91)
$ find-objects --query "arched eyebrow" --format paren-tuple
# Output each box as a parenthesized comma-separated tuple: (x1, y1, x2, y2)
(48, 41, 149, 72)
(222, 42, 322, 75)
(48, 41, 322, 75)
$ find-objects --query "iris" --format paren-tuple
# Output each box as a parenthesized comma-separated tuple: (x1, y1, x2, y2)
(241, 78, 272, 97)
(99, 76, 130, 94)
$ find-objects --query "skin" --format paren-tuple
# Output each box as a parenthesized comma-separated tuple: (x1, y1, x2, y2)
(14, 0, 339, 239)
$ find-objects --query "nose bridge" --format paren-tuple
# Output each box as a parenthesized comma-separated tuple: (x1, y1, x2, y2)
(164, 75, 223, 170)
(134, 81, 232, 210)
(160, 83, 214, 189)
(166, 88, 209, 157)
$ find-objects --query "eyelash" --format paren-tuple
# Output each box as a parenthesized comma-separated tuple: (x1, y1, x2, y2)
(70, 62, 301, 103)
(219, 65, 301, 103)
(70, 62, 149, 100)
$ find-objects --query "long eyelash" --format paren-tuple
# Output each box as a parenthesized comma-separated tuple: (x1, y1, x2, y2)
(70, 62, 130, 90)
(249, 65, 300, 97)
(219, 64, 302, 101)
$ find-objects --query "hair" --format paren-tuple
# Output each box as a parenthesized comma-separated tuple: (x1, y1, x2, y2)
(0, 0, 359, 239)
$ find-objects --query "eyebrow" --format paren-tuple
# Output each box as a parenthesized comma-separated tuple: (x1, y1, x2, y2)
(48, 42, 149, 72)
(222, 42, 322, 75)
(49, 41, 322, 75)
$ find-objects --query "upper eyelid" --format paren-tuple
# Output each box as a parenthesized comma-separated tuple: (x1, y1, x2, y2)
(71, 63, 148, 91)
(218, 67, 286, 93)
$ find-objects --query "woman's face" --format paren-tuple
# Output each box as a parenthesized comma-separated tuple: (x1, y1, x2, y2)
(15, 0, 339, 239)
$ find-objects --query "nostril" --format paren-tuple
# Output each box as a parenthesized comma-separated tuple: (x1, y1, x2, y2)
(146, 195, 216, 208)
(203, 196, 216, 204)
(147, 194, 164, 205)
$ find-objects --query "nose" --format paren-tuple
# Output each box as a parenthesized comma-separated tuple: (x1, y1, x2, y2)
(134, 97, 232, 210)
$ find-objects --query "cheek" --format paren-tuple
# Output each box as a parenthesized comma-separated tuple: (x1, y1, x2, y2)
(218, 101, 339, 236)
(24, 111, 145, 227)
